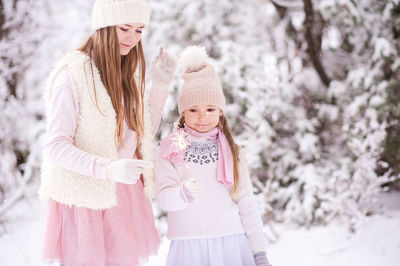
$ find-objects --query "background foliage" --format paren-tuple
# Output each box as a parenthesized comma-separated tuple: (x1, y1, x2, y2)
(1, 0, 399, 229)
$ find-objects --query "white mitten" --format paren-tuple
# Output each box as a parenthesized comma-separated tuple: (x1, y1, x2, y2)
(150, 47, 177, 90)
(183, 178, 203, 199)
(105, 159, 153, 184)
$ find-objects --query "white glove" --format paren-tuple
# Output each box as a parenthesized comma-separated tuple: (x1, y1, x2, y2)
(183, 178, 203, 199)
(105, 159, 153, 185)
(150, 47, 177, 90)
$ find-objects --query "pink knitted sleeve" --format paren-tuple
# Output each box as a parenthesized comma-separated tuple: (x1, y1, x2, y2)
(235, 161, 268, 253)
(148, 89, 169, 136)
(155, 144, 191, 212)
(43, 67, 110, 179)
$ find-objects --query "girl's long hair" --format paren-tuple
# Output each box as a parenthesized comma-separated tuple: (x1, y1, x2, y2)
(78, 26, 146, 158)
(178, 114, 240, 198)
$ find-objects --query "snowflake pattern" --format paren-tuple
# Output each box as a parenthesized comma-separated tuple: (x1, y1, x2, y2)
(185, 140, 219, 165)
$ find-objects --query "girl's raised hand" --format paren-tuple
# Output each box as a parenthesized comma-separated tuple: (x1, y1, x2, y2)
(150, 47, 177, 91)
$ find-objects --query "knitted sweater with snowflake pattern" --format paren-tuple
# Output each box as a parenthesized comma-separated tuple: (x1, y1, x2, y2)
(156, 132, 268, 253)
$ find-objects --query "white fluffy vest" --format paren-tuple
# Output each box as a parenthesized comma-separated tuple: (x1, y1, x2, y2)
(39, 51, 155, 209)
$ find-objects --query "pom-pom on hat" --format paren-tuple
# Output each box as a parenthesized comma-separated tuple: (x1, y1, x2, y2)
(92, 0, 150, 31)
(178, 46, 226, 114)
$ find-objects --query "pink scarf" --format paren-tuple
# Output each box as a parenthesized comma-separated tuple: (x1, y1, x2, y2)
(160, 126, 234, 186)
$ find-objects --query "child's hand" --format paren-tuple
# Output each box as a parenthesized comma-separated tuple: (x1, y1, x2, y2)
(150, 47, 177, 91)
(253, 251, 272, 266)
(105, 159, 154, 185)
(183, 178, 203, 199)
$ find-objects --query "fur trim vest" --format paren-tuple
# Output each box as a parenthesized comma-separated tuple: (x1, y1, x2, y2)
(38, 51, 155, 210)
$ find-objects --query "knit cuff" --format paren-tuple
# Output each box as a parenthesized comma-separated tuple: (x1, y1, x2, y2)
(253, 251, 272, 266)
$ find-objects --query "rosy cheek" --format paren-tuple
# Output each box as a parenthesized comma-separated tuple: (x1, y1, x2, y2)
(133, 33, 141, 42)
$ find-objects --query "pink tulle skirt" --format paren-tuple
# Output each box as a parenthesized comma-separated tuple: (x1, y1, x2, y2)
(42, 181, 160, 266)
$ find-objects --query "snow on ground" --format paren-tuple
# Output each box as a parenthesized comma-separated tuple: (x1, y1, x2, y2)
(0, 191, 399, 266)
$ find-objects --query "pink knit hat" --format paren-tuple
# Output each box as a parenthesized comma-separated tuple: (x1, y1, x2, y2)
(178, 46, 226, 114)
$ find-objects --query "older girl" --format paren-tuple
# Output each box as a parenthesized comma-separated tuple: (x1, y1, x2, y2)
(39, 0, 177, 265)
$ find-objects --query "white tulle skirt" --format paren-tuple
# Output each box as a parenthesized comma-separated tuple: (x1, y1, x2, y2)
(166, 234, 256, 266)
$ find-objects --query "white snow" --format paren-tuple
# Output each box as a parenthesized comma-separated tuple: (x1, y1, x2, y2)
(0, 191, 399, 266)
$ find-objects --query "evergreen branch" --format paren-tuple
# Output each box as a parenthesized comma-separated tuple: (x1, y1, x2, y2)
(0, 152, 35, 217)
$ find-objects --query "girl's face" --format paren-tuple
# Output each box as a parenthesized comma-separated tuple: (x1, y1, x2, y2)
(115, 23, 144, 55)
(183, 105, 221, 133)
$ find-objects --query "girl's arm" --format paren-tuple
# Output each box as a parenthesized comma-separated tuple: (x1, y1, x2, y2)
(148, 88, 168, 136)
(43, 67, 111, 178)
(155, 149, 191, 212)
(235, 155, 272, 265)
(148, 47, 177, 135)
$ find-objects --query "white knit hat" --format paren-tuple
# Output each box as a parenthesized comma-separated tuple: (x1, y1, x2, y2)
(178, 46, 226, 114)
(92, 0, 150, 31)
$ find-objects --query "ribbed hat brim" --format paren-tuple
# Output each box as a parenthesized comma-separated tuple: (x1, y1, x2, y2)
(178, 89, 226, 114)
(92, 0, 150, 30)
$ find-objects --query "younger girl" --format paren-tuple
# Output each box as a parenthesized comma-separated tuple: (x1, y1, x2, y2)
(155, 46, 272, 266)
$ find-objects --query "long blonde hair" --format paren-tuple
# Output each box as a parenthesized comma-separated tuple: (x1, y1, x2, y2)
(178, 114, 240, 198)
(78, 26, 146, 157)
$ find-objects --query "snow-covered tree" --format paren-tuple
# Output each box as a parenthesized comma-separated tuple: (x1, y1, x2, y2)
(0, 0, 47, 218)
(145, 0, 400, 226)
(1, 0, 398, 229)
(0, 0, 93, 219)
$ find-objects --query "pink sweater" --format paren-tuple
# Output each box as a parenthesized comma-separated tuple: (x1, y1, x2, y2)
(156, 133, 267, 253)
(44, 67, 168, 178)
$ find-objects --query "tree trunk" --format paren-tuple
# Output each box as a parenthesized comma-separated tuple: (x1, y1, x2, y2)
(0, 0, 5, 40)
(303, 0, 331, 87)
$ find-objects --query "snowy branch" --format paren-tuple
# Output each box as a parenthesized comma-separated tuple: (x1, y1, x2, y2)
(270, 0, 303, 8)
(0, 153, 35, 217)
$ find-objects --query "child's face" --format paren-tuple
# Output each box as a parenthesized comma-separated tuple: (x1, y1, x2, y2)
(183, 105, 221, 133)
